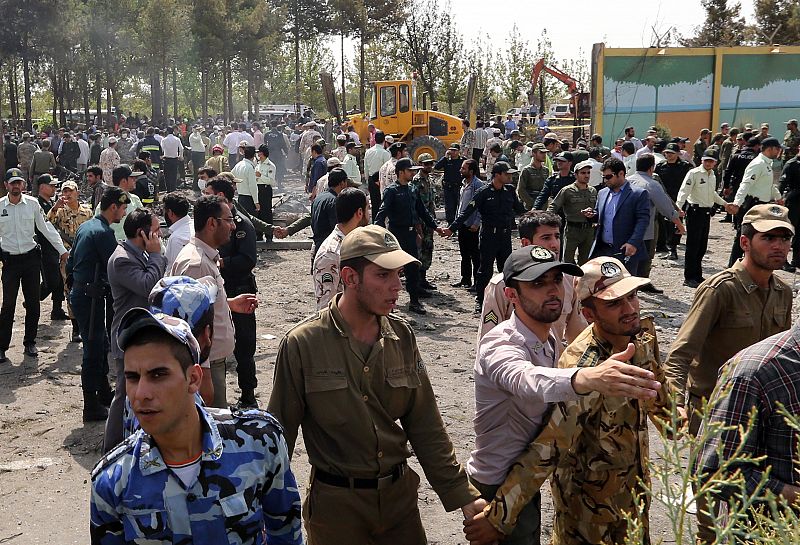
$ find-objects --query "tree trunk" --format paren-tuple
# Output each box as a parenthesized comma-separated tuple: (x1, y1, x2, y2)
(162, 64, 168, 123)
(58, 69, 67, 128)
(83, 79, 90, 127)
(341, 32, 347, 116)
(247, 60, 253, 120)
(294, 8, 301, 114)
(151, 69, 162, 122)
(95, 71, 102, 127)
(359, 35, 366, 112)
(201, 59, 208, 122)
(22, 43, 33, 132)
(172, 62, 178, 120)
(52, 67, 58, 128)
(226, 58, 233, 121)
(8, 64, 18, 126)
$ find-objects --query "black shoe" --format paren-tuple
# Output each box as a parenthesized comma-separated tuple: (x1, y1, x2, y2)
(639, 283, 663, 294)
(473, 301, 482, 315)
(420, 279, 438, 291)
(408, 301, 427, 315)
(683, 279, 701, 288)
(70, 322, 82, 343)
(467, 284, 477, 294)
(783, 262, 797, 273)
(0, 349, 6, 363)
(83, 404, 109, 422)
(450, 280, 470, 288)
(97, 384, 114, 407)
(51, 307, 70, 321)
(23, 344, 38, 357)
(668, 250, 678, 260)
(417, 289, 433, 299)
(235, 390, 259, 410)
(39, 284, 50, 301)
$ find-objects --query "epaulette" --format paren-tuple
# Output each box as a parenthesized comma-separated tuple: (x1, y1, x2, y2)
(284, 311, 323, 335)
(230, 408, 284, 433)
(90, 431, 139, 480)
(705, 270, 735, 289)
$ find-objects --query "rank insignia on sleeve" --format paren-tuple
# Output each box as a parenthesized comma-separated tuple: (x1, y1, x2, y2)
(483, 310, 498, 325)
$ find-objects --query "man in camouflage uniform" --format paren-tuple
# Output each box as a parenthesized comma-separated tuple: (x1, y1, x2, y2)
(783, 119, 800, 161)
(16, 132, 37, 186)
(90, 308, 302, 545)
(411, 153, 438, 290)
(465, 256, 673, 545)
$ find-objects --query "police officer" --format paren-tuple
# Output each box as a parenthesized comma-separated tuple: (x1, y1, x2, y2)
(434, 144, 465, 223)
(66, 186, 129, 421)
(443, 161, 526, 314)
(0, 168, 69, 363)
(721, 133, 759, 222)
(655, 143, 693, 260)
(203, 176, 259, 409)
(90, 308, 302, 544)
(375, 158, 444, 314)
(780, 146, 800, 267)
(533, 152, 575, 210)
(34, 174, 70, 320)
(728, 137, 784, 265)
(265, 120, 288, 184)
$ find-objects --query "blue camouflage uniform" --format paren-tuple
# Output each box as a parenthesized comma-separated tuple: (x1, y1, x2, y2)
(90, 404, 303, 545)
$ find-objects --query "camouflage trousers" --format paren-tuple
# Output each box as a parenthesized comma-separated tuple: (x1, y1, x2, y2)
(418, 226, 434, 271)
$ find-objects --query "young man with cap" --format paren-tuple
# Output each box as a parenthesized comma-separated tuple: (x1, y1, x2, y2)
(0, 168, 69, 363)
(104, 208, 166, 451)
(676, 150, 737, 287)
(33, 174, 70, 321)
(547, 160, 597, 265)
(90, 307, 303, 545)
(465, 255, 672, 545)
(333, 133, 348, 161)
(96, 165, 144, 241)
(655, 142, 693, 260)
(375, 158, 445, 314)
(269, 224, 487, 544)
(517, 143, 549, 210)
(728, 137, 784, 266)
(67, 186, 129, 421)
(411, 153, 439, 290)
(784, 118, 800, 160)
(445, 162, 526, 313)
(665, 204, 793, 544)
(533, 152, 575, 211)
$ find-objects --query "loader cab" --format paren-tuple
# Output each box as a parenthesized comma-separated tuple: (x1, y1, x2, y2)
(369, 80, 416, 137)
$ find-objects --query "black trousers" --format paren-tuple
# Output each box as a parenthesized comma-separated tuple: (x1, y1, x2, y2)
(0, 249, 41, 349)
(476, 228, 513, 304)
(40, 249, 64, 304)
(787, 192, 800, 265)
(457, 228, 480, 285)
(238, 194, 258, 218)
(191, 151, 206, 189)
(684, 206, 712, 282)
(69, 288, 109, 393)
(232, 311, 257, 392)
(368, 173, 381, 221)
(257, 184, 273, 236)
(392, 228, 422, 302)
(162, 157, 179, 192)
(443, 184, 460, 224)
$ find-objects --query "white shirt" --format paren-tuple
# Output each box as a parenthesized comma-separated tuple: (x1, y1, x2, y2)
(232, 158, 258, 199)
(627, 136, 643, 151)
(161, 134, 184, 159)
(238, 131, 255, 147)
(256, 158, 276, 186)
(676, 165, 727, 209)
(223, 131, 241, 153)
(734, 153, 781, 206)
(342, 153, 361, 183)
(0, 194, 67, 255)
(189, 132, 206, 152)
(165, 214, 194, 269)
(364, 145, 390, 177)
(348, 131, 361, 145)
(623, 154, 637, 174)
(77, 138, 90, 164)
(252, 129, 263, 148)
(588, 157, 604, 187)
(635, 145, 654, 158)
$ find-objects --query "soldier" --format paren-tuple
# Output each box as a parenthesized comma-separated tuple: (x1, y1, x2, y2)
(693, 128, 710, 165)
(376, 158, 444, 314)
(665, 204, 793, 544)
(443, 161, 526, 314)
(533, 152, 575, 210)
(547, 160, 597, 265)
(268, 225, 486, 544)
(0, 168, 68, 364)
(411, 153, 438, 290)
(779, 146, 800, 267)
(783, 118, 800, 161)
(465, 256, 672, 545)
(34, 174, 70, 320)
(517, 143, 549, 210)
(67, 186, 129, 421)
(676, 151, 736, 287)
(16, 132, 37, 187)
(115, 128, 136, 165)
(265, 120, 288, 184)
(47, 179, 93, 342)
(312, 187, 368, 309)
(90, 308, 302, 545)
(728, 137, 784, 266)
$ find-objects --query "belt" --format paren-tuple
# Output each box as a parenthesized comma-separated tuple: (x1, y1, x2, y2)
(314, 463, 407, 490)
(687, 204, 712, 211)
(567, 221, 594, 228)
(481, 225, 510, 233)
(163, 156, 178, 160)
(390, 225, 415, 232)
(0, 247, 40, 258)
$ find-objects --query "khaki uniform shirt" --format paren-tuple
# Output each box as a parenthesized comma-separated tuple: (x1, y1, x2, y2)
(517, 163, 549, 210)
(665, 260, 792, 405)
(47, 203, 93, 248)
(484, 320, 672, 542)
(548, 183, 598, 223)
(170, 236, 235, 363)
(268, 295, 480, 511)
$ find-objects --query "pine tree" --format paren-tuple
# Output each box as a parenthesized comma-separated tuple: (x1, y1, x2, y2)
(752, 0, 800, 45)
(680, 0, 747, 47)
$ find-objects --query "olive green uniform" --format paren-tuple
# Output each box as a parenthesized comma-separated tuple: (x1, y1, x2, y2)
(482, 318, 672, 545)
(547, 183, 597, 265)
(268, 295, 480, 544)
(411, 171, 437, 271)
(784, 128, 800, 161)
(517, 164, 549, 210)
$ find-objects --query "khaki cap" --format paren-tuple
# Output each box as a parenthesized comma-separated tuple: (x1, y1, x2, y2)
(339, 225, 420, 269)
(61, 180, 79, 191)
(417, 153, 434, 163)
(742, 204, 794, 234)
(530, 143, 547, 152)
(577, 256, 650, 302)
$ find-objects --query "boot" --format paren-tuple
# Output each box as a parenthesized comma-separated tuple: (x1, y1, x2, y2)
(408, 299, 427, 315)
(420, 271, 437, 291)
(51, 305, 69, 321)
(97, 381, 114, 407)
(83, 390, 109, 422)
(235, 389, 259, 410)
(70, 320, 82, 343)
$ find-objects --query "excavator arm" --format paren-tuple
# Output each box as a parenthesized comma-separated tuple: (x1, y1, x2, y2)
(530, 58, 579, 97)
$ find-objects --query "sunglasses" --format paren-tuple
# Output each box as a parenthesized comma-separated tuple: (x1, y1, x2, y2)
(602, 174, 616, 180)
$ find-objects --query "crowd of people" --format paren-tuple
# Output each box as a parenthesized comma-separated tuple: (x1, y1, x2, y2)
(1, 111, 800, 545)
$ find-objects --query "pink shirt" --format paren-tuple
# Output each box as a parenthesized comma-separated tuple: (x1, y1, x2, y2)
(467, 312, 580, 485)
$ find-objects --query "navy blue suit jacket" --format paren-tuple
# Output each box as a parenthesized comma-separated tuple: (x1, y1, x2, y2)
(590, 182, 651, 259)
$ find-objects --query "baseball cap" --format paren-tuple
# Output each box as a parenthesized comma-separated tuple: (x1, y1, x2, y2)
(664, 143, 680, 153)
(761, 137, 782, 149)
(448, 143, 461, 150)
(760, 122, 770, 129)
(394, 158, 421, 173)
(212, 144, 224, 153)
(339, 225, 420, 269)
(336, 134, 347, 141)
(61, 180, 79, 191)
(326, 157, 341, 168)
(385, 135, 395, 144)
(720, 122, 730, 128)
(574, 159, 593, 171)
(491, 161, 518, 175)
(742, 204, 794, 234)
(149, 275, 218, 329)
(701, 149, 718, 162)
(785, 119, 798, 125)
(417, 153, 434, 163)
(744, 123, 753, 130)
(530, 143, 547, 152)
(5, 168, 25, 183)
(388, 142, 406, 154)
(37, 173, 55, 185)
(576, 256, 650, 302)
(553, 152, 573, 162)
(108, 136, 118, 144)
(117, 307, 201, 365)
(543, 132, 559, 141)
(502, 245, 582, 283)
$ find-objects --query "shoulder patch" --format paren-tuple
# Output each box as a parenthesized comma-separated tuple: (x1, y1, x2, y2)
(90, 432, 139, 480)
(320, 272, 334, 283)
(575, 343, 604, 369)
(235, 230, 246, 239)
(483, 310, 499, 325)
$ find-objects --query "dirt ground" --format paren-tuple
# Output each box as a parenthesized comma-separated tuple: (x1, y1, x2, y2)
(1, 175, 799, 545)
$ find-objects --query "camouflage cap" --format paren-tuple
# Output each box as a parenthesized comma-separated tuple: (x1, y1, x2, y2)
(61, 180, 79, 191)
(742, 204, 794, 234)
(577, 256, 650, 302)
(417, 153, 434, 163)
(149, 275, 218, 329)
(339, 225, 420, 269)
(530, 143, 547, 152)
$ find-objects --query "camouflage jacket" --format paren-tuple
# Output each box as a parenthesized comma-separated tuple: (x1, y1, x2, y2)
(784, 129, 800, 159)
(411, 172, 436, 216)
(91, 404, 303, 545)
(47, 203, 93, 249)
(484, 319, 672, 544)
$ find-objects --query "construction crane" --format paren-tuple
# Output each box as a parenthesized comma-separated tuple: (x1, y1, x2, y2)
(528, 58, 591, 125)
